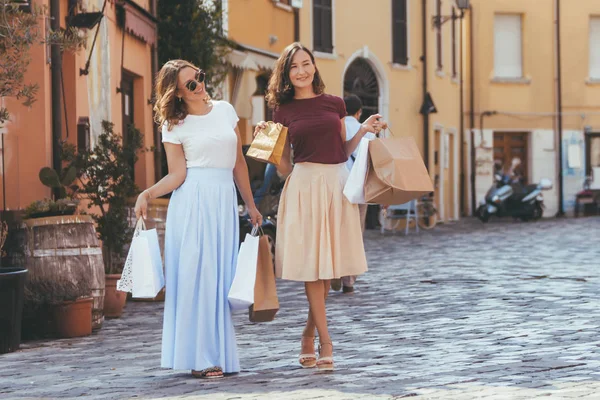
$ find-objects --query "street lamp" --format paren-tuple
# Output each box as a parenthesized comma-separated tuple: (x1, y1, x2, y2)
(432, 0, 470, 29)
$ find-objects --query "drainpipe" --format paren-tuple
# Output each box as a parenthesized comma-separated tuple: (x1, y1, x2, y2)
(421, 0, 429, 168)
(469, 4, 476, 214)
(555, 0, 565, 216)
(459, 10, 465, 216)
(50, 0, 63, 199)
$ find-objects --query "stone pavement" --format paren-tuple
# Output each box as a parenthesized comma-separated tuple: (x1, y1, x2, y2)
(1, 217, 599, 400)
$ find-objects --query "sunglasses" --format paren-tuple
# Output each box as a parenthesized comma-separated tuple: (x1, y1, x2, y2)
(184, 70, 206, 92)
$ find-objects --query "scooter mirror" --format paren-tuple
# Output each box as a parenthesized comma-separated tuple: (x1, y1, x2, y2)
(539, 178, 553, 190)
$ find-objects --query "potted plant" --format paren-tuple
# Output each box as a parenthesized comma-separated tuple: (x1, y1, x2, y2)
(0, 221, 28, 354)
(64, 122, 145, 318)
(24, 274, 93, 338)
(23, 167, 80, 219)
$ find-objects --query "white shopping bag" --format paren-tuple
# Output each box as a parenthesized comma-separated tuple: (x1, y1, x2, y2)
(228, 226, 260, 311)
(117, 218, 165, 299)
(344, 137, 371, 204)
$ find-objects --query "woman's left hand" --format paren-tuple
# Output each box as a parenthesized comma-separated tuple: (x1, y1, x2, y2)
(361, 114, 383, 134)
(247, 206, 263, 227)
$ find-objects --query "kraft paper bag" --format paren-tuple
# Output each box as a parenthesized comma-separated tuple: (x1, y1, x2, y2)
(364, 136, 434, 205)
(246, 121, 288, 166)
(249, 235, 279, 323)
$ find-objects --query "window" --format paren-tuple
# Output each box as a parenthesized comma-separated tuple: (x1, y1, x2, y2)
(451, 7, 457, 77)
(436, 0, 442, 71)
(313, 0, 333, 53)
(392, 0, 408, 65)
(494, 14, 523, 78)
(590, 17, 600, 79)
(3, 1, 30, 11)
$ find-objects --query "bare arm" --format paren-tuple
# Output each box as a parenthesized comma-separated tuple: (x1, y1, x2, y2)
(134, 143, 187, 219)
(233, 126, 263, 226)
(342, 120, 366, 158)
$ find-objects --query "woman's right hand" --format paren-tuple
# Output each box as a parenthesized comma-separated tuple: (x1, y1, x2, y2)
(134, 190, 150, 220)
(253, 121, 268, 138)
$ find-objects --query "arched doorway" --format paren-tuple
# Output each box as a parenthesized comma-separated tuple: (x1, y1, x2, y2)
(343, 58, 381, 229)
(343, 57, 379, 123)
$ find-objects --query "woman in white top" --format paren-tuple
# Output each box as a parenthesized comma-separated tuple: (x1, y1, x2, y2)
(134, 59, 262, 379)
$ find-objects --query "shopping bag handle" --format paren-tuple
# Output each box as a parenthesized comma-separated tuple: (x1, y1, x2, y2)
(250, 224, 260, 237)
(377, 127, 394, 138)
(135, 217, 146, 232)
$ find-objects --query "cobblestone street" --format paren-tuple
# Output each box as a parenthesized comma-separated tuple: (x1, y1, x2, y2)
(1, 217, 599, 400)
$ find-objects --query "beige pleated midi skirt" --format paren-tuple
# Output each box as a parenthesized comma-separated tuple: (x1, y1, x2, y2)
(275, 162, 368, 282)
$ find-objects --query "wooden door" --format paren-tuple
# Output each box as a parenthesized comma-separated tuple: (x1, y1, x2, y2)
(121, 71, 135, 180)
(434, 129, 442, 220)
(493, 132, 529, 183)
(444, 133, 456, 221)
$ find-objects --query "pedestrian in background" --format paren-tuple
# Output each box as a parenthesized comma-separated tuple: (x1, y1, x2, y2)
(134, 59, 262, 379)
(255, 42, 384, 371)
(331, 94, 378, 294)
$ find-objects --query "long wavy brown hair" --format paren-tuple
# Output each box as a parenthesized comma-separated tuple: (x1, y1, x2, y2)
(266, 43, 325, 109)
(153, 59, 201, 131)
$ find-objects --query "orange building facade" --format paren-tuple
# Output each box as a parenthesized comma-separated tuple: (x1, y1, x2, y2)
(1, 0, 158, 211)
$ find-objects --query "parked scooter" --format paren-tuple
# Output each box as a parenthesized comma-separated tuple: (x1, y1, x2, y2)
(477, 175, 553, 222)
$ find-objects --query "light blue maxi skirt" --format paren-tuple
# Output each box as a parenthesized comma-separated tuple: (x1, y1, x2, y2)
(161, 167, 240, 373)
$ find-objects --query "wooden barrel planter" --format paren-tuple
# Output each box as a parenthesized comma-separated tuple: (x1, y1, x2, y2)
(8, 215, 106, 331)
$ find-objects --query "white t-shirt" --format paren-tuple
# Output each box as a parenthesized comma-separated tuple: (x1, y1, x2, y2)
(161, 100, 240, 169)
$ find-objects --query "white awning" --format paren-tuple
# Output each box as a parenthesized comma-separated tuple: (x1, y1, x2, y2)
(227, 50, 259, 71)
(247, 52, 276, 70)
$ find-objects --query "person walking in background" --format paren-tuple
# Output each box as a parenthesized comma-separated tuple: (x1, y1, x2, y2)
(134, 59, 262, 379)
(331, 94, 376, 294)
(253, 163, 278, 207)
(255, 42, 384, 372)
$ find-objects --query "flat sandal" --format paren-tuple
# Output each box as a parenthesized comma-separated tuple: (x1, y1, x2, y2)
(191, 366, 224, 379)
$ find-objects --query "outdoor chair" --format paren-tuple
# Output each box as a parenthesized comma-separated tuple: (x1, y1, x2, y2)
(380, 199, 419, 236)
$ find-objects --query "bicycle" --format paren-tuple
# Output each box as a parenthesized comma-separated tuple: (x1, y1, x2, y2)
(416, 193, 437, 230)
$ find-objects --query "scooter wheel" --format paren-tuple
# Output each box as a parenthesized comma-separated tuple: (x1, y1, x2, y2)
(477, 206, 490, 223)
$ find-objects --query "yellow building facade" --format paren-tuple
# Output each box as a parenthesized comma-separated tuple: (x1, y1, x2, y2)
(226, 0, 465, 223)
(465, 0, 600, 216)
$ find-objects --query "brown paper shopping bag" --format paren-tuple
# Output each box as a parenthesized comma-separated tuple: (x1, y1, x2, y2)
(364, 135, 434, 205)
(249, 235, 279, 322)
(246, 121, 288, 166)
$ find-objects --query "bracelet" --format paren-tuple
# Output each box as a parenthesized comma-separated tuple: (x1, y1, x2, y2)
(143, 190, 152, 200)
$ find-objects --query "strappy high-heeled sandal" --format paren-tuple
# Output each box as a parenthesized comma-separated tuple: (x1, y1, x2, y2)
(316, 341, 334, 372)
(298, 336, 317, 368)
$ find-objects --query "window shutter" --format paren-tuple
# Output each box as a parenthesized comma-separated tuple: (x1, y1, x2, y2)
(494, 14, 523, 78)
(313, 0, 332, 53)
(590, 17, 600, 79)
(392, 0, 408, 65)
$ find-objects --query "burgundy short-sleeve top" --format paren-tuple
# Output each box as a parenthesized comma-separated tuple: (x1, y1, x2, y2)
(273, 94, 347, 164)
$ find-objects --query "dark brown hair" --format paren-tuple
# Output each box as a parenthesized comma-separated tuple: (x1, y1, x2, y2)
(266, 43, 325, 109)
(153, 59, 200, 131)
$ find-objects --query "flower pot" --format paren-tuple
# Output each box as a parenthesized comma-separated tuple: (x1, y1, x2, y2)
(0, 267, 28, 354)
(104, 274, 127, 318)
(52, 297, 93, 338)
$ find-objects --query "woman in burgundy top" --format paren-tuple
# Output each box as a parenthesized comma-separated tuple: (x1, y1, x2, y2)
(255, 42, 385, 372)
